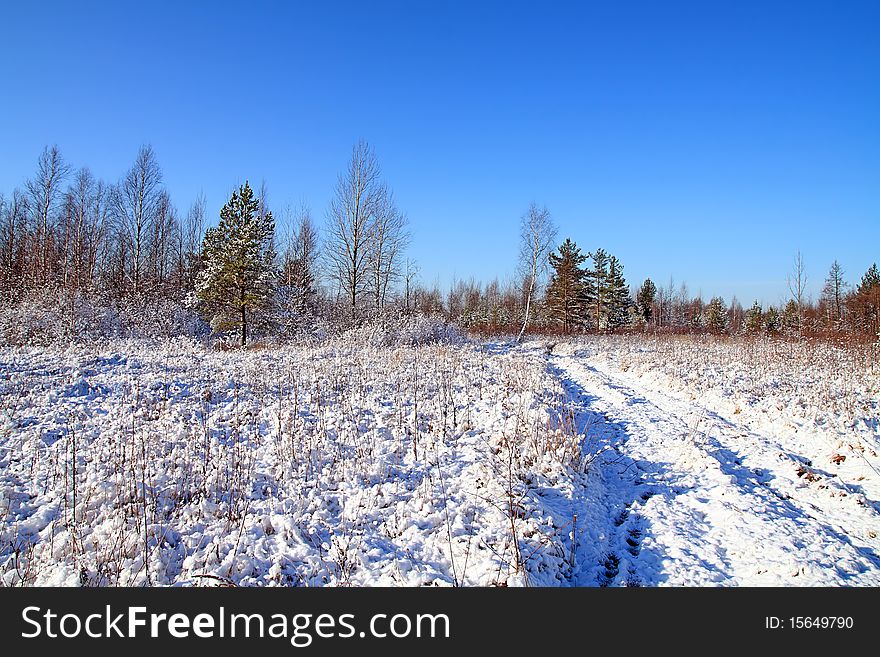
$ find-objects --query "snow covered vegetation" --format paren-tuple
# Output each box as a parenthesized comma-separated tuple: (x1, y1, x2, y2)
(2, 333, 878, 586)
(1, 141, 878, 587)
(0, 335, 589, 586)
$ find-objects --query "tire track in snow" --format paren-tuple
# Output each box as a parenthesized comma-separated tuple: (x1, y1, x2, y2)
(544, 360, 667, 586)
(551, 349, 880, 586)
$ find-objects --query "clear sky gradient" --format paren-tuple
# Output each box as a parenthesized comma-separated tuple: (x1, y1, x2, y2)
(1, 0, 877, 305)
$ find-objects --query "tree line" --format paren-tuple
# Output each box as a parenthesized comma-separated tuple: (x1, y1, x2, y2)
(1, 143, 877, 344)
(510, 209, 878, 340)
(621, 257, 879, 338)
(0, 141, 413, 344)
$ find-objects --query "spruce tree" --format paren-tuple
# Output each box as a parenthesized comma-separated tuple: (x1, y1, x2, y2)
(585, 248, 610, 331)
(764, 306, 780, 334)
(855, 263, 880, 336)
(636, 278, 656, 326)
(690, 298, 705, 331)
(745, 300, 764, 334)
(196, 181, 276, 346)
(605, 255, 632, 332)
(821, 260, 848, 328)
(705, 296, 728, 334)
(859, 263, 880, 290)
(545, 238, 588, 333)
(782, 299, 800, 335)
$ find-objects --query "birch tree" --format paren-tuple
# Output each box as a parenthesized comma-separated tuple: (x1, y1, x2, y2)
(61, 167, 109, 292)
(278, 204, 320, 332)
(26, 145, 70, 287)
(368, 188, 408, 310)
(325, 140, 382, 319)
(787, 251, 807, 336)
(516, 202, 556, 342)
(115, 145, 163, 295)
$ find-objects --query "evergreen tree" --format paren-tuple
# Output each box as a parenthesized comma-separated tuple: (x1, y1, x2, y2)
(689, 297, 705, 332)
(764, 306, 780, 334)
(605, 255, 632, 332)
(782, 299, 800, 335)
(196, 181, 276, 346)
(821, 260, 848, 328)
(859, 262, 880, 289)
(585, 248, 610, 331)
(636, 278, 656, 326)
(705, 296, 728, 334)
(854, 263, 880, 336)
(745, 300, 763, 334)
(545, 238, 588, 333)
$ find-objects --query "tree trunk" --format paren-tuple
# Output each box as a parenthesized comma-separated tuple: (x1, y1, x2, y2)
(240, 293, 247, 346)
(517, 278, 534, 343)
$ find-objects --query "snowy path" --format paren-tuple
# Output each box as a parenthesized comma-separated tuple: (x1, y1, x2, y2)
(550, 347, 880, 586)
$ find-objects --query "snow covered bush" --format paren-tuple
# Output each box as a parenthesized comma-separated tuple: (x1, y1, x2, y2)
(0, 291, 209, 346)
(339, 313, 463, 348)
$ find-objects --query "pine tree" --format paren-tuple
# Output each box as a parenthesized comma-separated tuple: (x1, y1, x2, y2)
(636, 278, 656, 326)
(605, 255, 632, 332)
(782, 299, 800, 335)
(545, 238, 588, 333)
(196, 181, 276, 346)
(859, 263, 880, 290)
(854, 263, 880, 336)
(821, 260, 848, 329)
(585, 248, 610, 331)
(705, 296, 728, 334)
(745, 300, 763, 334)
(764, 306, 780, 334)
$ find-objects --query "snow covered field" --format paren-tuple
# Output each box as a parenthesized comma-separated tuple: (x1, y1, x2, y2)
(553, 336, 880, 585)
(0, 336, 589, 586)
(1, 334, 878, 586)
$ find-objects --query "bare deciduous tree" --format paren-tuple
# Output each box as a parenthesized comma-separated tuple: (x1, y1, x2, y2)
(0, 189, 29, 293)
(291, 205, 319, 292)
(61, 168, 109, 292)
(516, 202, 557, 342)
(787, 250, 807, 336)
(368, 189, 409, 310)
(26, 145, 70, 287)
(115, 145, 163, 295)
(179, 193, 207, 290)
(279, 203, 320, 331)
(404, 258, 420, 314)
(149, 190, 180, 290)
(325, 140, 383, 319)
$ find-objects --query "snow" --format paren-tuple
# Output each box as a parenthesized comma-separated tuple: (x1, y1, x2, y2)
(552, 336, 880, 585)
(0, 337, 584, 586)
(1, 334, 878, 586)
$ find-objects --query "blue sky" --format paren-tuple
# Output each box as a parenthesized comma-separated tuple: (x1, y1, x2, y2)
(1, 0, 877, 305)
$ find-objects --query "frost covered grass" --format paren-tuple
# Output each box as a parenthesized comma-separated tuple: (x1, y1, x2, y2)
(566, 333, 880, 525)
(0, 337, 591, 587)
(585, 334, 880, 443)
(607, 334, 880, 421)
(4, 333, 877, 588)
(552, 334, 880, 585)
